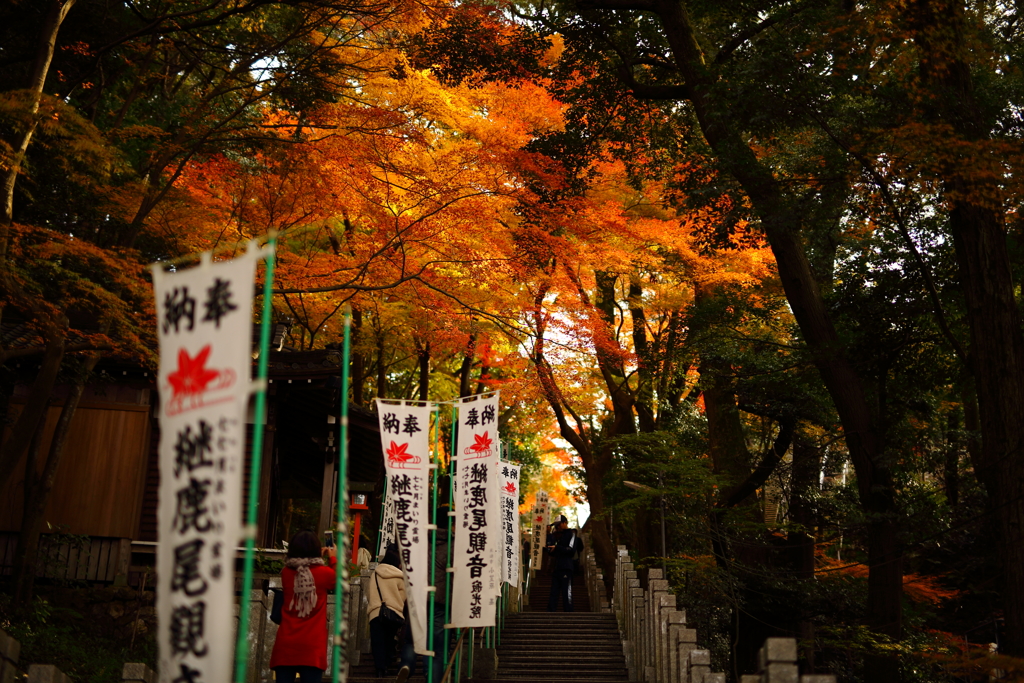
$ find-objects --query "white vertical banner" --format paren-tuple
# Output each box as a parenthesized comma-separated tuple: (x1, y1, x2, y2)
(377, 478, 396, 560)
(376, 400, 434, 654)
(499, 464, 521, 587)
(153, 245, 266, 683)
(530, 491, 549, 572)
(450, 392, 501, 628)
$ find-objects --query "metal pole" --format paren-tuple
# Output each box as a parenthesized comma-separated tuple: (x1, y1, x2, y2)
(330, 307, 353, 682)
(658, 473, 667, 577)
(427, 405, 441, 683)
(233, 236, 276, 683)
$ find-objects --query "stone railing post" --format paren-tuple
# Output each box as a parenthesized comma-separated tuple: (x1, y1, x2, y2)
(739, 637, 836, 683)
(121, 663, 155, 683)
(664, 611, 687, 683)
(631, 587, 645, 680)
(656, 592, 676, 682)
(0, 630, 21, 683)
(688, 649, 711, 683)
(646, 569, 669, 681)
(245, 586, 271, 682)
(358, 564, 374, 657)
(619, 561, 637, 677)
(676, 626, 697, 683)
(615, 546, 629, 622)
(347, 570, 365, 665)
(27, 665, 71, 683)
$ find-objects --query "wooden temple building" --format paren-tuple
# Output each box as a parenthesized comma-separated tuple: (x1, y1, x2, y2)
(0, 337, 385, 584)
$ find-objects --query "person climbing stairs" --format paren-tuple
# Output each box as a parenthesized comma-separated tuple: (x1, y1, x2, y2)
(348, 569, 627, 682)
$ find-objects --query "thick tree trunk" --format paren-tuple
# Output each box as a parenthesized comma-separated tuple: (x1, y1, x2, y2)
(788, 428, 820, 670)
(947, 195, 1024, 654)
(907, 0, 1024, 655)
(350, 307, 365, 405)
(417, 341, 430, 401)
(12, 354, 98, 607)
(0, 329, 65, 488)
(583, 458, 616, 597)
(647, 5, 903, 675)
(458, 334, 476, 398)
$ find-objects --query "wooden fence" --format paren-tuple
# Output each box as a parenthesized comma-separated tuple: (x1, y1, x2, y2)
(0, 532, 131, 584)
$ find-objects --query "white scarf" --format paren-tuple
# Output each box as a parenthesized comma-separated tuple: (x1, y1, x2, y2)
(285, 557, 325, 618)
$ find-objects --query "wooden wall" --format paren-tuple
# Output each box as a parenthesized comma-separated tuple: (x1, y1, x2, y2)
(0, 400, 152, 538)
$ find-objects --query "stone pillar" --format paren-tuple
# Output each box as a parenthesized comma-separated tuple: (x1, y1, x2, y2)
(121, 663, 155, 683)
(665, 610, 686, 683)
(27, 665, 71, 683)
(760, 637, 798, 683)
(0, 630, 21, 683)
(347, 575, 364, 665)
(688, 649, 711, 683)
(630, 589, 645, 680)
(647, 570, 669, 681)
(656, 592, 676, 682)
(676, 627, 697, 683)
(624, 570, 639, 644)
(244, 588, 270, 683)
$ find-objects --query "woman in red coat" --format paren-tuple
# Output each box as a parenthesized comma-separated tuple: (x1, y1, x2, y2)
(270, 530, 338, 682)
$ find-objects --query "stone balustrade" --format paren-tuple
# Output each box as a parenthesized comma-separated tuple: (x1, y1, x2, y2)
(597, 544, 836, 683)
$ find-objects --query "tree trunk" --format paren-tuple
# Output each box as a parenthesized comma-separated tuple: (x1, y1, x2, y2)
(458, 334, 476, 398)
(12, 353, 98, 607)
(11, 417, 47, 610)
(788, 427, 821, 670)
(350, 307, 365, 405)
(1, 0, 76, 238)
(583, 456, 616, 597)
(907, 0, 1024, 655)
(416, 338, 430, 401)
(0, 328, 66, 488)
(649, 4, 903, 674)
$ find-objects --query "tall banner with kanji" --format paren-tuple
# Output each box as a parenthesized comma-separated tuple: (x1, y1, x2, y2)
(500, 463, 521, 588)
(376, 400, 434, 654)
(153, 246, 264, 683)
(450, 392, 501, 628)
(530, 491, 549, 573)
(377, 479, 396, 560)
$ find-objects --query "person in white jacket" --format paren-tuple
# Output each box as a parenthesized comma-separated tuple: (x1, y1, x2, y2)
(369, 544, 408, 680)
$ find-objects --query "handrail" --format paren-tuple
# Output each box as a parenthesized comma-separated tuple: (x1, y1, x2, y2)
(439, 627, 470, 683)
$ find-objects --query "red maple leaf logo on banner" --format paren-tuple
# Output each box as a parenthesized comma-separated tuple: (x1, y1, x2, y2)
(165, 345, 235, 416)
(463, 431, 493, 459)
(503, 481, 517, 494)
(535, 515, 544, 523)
(386, 441, 421, 469)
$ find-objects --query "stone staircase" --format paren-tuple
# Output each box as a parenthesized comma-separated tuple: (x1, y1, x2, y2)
(491, 569, 628, 683)
(346, 567, 628, 683)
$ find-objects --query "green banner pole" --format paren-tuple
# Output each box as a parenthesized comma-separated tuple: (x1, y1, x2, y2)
(233, 235, 277, 683)
(427, 406, 441, 683)
(331, 306, 353, 682)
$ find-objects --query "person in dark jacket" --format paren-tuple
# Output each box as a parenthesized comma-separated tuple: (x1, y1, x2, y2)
(369, 544, 407, 680)
(401, 499, 452, 681)
(545, 515, 583, 612)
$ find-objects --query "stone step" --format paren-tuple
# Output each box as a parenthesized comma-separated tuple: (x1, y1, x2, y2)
(497, 666, 629, 678)
(497, 642, 622, 651)
(499, 654, 625, 665)
(500, 636, 622, 644)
